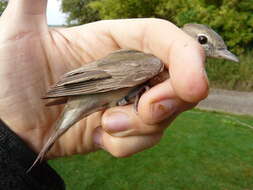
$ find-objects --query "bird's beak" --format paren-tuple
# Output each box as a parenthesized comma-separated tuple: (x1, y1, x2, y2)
(215, 49, 239, 62)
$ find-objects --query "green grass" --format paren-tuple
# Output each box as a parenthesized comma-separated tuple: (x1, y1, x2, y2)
(207, 52, 253, 91)
(49, 110, 253, 190)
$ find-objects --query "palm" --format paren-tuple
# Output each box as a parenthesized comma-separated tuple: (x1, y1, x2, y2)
(0, 10, 117, 152)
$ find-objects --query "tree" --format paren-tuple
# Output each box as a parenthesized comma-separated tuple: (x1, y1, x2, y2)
(61, 0, 100, 25)
(61, 0, 253, 53)
(89, 0, 161, 19)
(0, 0, 7, 15)
(157, 0, 253, 54)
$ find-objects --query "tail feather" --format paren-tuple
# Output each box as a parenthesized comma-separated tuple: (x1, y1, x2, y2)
(26, 129, 64, 173)
(27, 96, 108, 172)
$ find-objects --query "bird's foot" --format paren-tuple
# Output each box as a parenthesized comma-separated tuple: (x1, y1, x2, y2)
(117, 84, 150, 113)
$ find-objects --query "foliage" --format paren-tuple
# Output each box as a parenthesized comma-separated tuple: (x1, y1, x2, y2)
(61, 0, 100, 25)
(206, 53, 253, 91)
(61, 0, 253, 54)
(157, 0, 253, 54)
(0, 0, 7, 15)
(61, 0, 253, 91)
(89, 0, 161, 19)
(50, 110, 253, 190)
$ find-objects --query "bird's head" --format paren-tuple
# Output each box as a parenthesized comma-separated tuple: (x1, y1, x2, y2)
(182, 23, 239, 62)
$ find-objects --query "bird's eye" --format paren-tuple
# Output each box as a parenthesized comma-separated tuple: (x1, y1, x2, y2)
(198, 35, 208, 44)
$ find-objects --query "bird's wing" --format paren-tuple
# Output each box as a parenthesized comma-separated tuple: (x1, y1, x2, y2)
(44, 50, 163, 98)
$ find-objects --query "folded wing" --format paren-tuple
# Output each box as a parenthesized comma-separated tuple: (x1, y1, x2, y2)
(45, 50, 163, 98)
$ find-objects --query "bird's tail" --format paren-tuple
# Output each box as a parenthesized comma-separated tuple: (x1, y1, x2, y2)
(26, 127, 66, 173)
(27, 95, 108, 172)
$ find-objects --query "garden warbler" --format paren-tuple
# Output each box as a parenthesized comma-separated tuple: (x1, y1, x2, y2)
(28, 23, 239, 171)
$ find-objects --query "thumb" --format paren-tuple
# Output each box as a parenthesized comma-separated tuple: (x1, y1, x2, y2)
(0, 0, 48, 35)
(7, 0, 47, 15)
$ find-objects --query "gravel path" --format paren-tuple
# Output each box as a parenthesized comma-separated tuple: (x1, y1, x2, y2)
(197, 89, 253, 116)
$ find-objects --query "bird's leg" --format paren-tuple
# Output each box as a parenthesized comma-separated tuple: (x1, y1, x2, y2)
(132, 85, 150, 113)
(117, 84, 150, 113)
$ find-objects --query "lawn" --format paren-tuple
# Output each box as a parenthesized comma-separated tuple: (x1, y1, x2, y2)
(49, 110, 253, 190)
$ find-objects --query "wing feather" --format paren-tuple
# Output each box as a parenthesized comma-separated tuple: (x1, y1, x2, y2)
(58, 70, 111, 86)
(44, 50, 163, 98)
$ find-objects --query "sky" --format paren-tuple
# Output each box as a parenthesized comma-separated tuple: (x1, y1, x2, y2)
(47, 0, 67, 25)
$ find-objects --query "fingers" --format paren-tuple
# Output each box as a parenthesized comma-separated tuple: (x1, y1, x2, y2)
(93, 127, 163, 158)
(102, 105, 165, 137)
(138, 79, 197, 125)
(94, 104, 168, 158)
(49, 107, 165, 158)
(168, 40, 208, 102)
(96, 89, 194, 157)
(101, 80, 196, 131)
(99, 77, 198, 158)
(105, 18, 208, 103)
(70, 18, 208, 102)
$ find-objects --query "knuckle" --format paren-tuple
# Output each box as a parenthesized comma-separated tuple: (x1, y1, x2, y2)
(106, 138, 132, 158)
(111, 151, 132, 158)
(109, 146, 132, 158)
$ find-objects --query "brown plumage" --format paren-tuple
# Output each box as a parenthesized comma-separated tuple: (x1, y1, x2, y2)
(45, 50, 163, 98)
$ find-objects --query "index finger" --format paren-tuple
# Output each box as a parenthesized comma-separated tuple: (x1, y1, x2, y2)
(72, 18, 208, 102)
(103, 18, 207, 102)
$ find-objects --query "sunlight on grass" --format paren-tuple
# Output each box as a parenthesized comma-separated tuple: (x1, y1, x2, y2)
(49, 110, 253, 190)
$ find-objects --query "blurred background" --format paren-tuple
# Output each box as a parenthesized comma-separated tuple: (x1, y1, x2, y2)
(1, 0, 253, 189)
(60, 0, 253, 91)
(1, 0, 252, 90)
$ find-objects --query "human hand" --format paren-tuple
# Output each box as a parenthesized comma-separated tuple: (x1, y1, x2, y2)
(0, 0, 208, 159)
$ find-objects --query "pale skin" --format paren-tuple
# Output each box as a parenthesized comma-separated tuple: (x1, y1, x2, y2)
(0, 0, 208, 160)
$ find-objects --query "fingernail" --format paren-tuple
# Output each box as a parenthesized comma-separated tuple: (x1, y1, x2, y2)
(152, 99, 178, 122)
(93, 128, 102, 146)
(103, 112, 131, 133)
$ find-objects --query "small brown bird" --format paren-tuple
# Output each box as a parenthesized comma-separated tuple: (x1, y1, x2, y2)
(28, 23, 239, 171)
